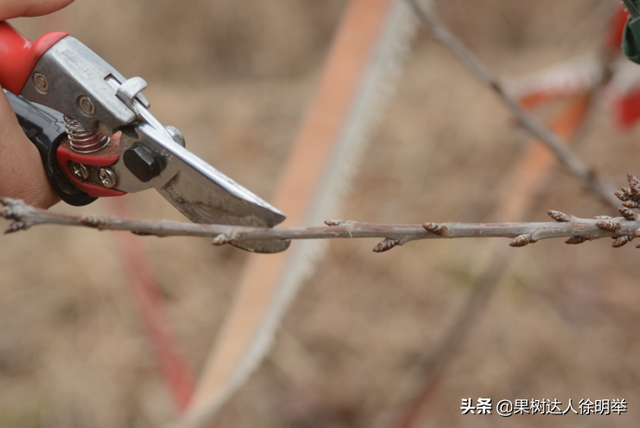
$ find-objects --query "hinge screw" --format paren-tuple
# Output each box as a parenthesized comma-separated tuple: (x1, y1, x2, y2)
(98, 168, 117, 188)
(33, 72, 49, 94)
(71, 163, 89, 180)
(78, 96, 96, 116)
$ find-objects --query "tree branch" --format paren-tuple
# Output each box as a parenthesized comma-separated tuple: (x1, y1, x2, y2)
(406, 0, 619, 208)
(2, 195, 639, 252)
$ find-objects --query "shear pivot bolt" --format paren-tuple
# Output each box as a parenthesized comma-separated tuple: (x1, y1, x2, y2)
(99, 168, 117, 188)
(78, 96, 96, 116)
(33, 73, 49, 94)
(71, 163, 89, 180)
(123, 144, 163, 183)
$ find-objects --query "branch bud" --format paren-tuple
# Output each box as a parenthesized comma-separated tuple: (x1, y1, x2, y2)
(510, 234, 536, 247)
(548, 210, 570, 222)
(80, 215, 106, 228)
(212, 232, 240, 246)
(595, 217, 621, 232)
(565, 236, 588, 245)
(373, 238, 400, 253)
(619, 207, 637, 221)
(615, 189, 632, 202)
(628, 173, 640, 198)
(612, 235, 632, 248)
(423, 223, 449, 236)
(4, 221, 26, 234)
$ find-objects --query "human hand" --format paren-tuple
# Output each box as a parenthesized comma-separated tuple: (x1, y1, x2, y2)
(0, 0, 75, 208)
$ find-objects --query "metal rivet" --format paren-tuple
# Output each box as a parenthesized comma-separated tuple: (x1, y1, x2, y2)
(71, 163, 89, 180)
(33, 72, 49, 94)
(165, 126, 186, 147)
(98, 168, 117, 188)
(78, 96, 96, 116)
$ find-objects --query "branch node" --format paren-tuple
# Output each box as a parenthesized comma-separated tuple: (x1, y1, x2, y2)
(325, 219, 345, 227)
(423, 222, 449, 236)
(510, 234, 536, 247)
(373, 238, 401, 253)
(547, 210, 570, 223)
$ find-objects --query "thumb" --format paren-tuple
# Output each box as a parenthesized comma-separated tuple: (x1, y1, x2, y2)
(0, 88, 60, 208)
(0, 0, 75, 21)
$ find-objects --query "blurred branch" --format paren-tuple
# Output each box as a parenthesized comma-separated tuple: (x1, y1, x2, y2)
(379, 92, 597, 428)
(2, 194, 639, 251)
(406, 0, 620, 209)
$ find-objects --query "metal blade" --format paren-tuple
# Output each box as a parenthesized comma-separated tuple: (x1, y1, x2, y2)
(112, 124, 289, 253)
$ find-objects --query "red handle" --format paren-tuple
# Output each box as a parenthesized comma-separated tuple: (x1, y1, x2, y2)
(0, 21, 67, 94)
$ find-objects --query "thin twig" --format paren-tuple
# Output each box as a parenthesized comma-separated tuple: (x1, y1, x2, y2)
(406, 0, 619, 209)
(1, 198, 638, 250)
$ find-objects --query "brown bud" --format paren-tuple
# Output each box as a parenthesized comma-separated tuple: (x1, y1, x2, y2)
(619, 207, 637, 221)
(423, 223, 449, 236)
(628, 173, 640, 197)
(623, 200, 640, 209)
(373, 238, 400, 253)
(510, 234, 536, 247)
(612, 235, 631, 248)
(615, 188, 632, 202)
(548, 210, 570, 223)
(325, 219, 345, 227)
(596, 218, 621, 232)
(565, 236, 588, 245)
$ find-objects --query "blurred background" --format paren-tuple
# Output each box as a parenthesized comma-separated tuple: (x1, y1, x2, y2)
(2, 0, 640, 427)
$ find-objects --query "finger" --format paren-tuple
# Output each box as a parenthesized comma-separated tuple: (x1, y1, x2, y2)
(0, 89, 60, 208)
(0, 0, 75, 21)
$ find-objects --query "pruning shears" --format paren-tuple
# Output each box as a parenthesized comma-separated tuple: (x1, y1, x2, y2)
(0, 21, 288, 253)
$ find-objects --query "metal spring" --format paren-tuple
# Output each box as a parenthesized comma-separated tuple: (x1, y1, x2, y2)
(64, 115, 110, 154)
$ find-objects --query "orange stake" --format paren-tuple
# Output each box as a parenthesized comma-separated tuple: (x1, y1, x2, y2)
(180, 1, 415, 427)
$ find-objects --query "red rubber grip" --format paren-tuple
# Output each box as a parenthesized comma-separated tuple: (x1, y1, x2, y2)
(0, 21, 67, 94)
